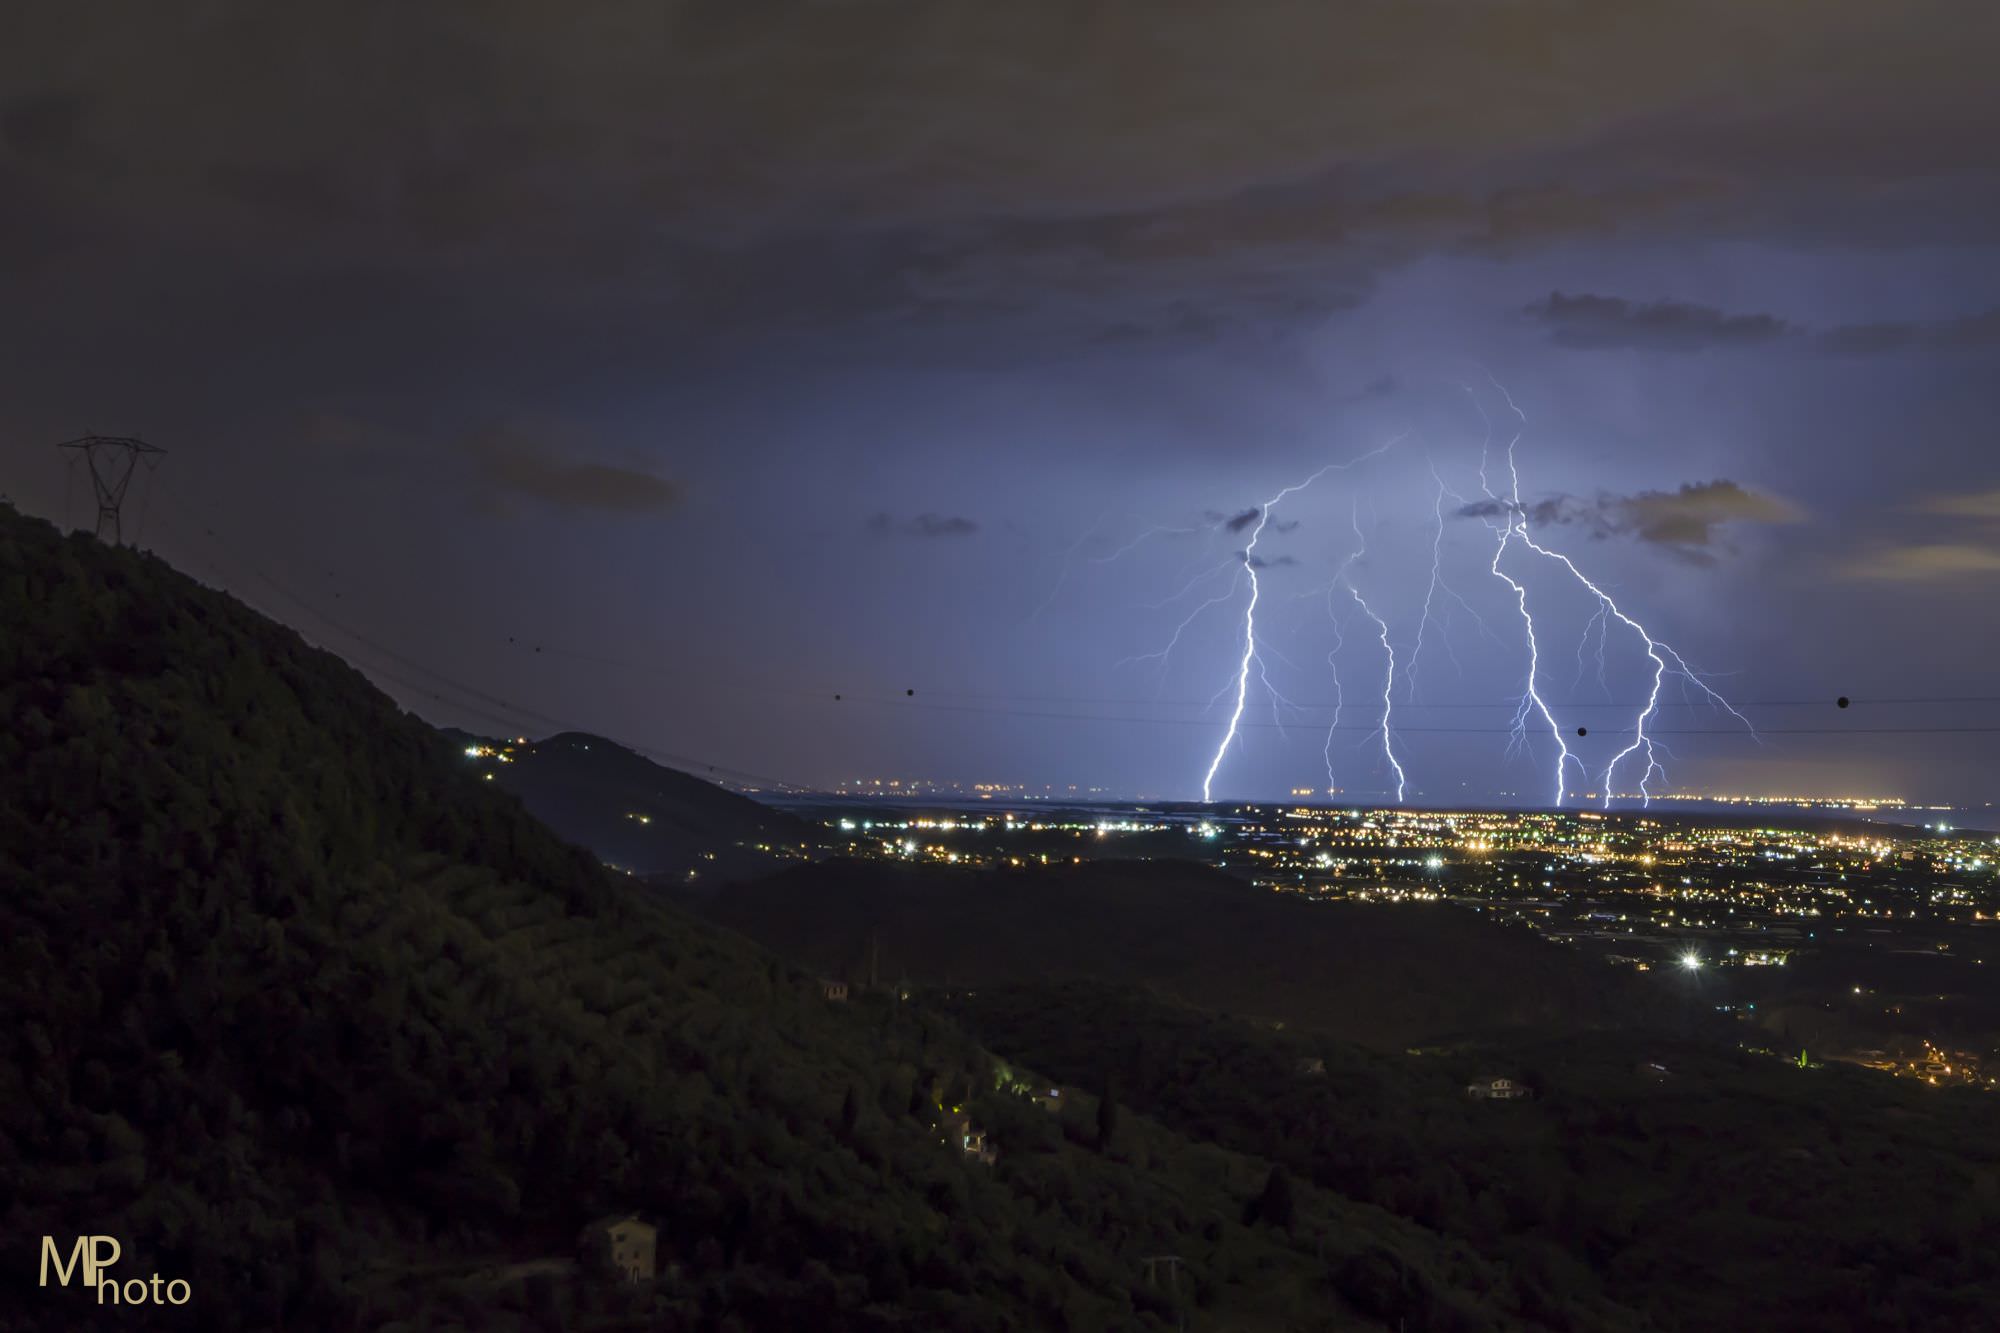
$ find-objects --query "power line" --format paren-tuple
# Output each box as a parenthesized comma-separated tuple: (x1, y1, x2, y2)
(806, 693, 2000, 737)
(490, 639, 2000, 716)
(144, 496, 2000, 755)
(149, 502, 819, 793)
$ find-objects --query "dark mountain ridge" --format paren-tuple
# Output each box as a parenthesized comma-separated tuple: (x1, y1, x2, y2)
(443, 726, 819, 882)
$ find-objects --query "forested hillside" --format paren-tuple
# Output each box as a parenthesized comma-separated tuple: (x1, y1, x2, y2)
(691, 857, 1666, 1048)
(447, 728, 818, 883)
(940, 983, 2000, 1333)
(0, 506, 1580, 1332)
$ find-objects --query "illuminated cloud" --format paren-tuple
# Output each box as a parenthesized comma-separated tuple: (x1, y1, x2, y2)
(1456, 480, 1800, 564)
(1842, 543, 2000, 580)
(1919, 488, 2000, 520)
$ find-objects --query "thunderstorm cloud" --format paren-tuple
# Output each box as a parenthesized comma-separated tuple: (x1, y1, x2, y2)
(1523, 292, 1794, 352)
(1526, 292, 2000, 358)
(1456, 480, 1800, 564)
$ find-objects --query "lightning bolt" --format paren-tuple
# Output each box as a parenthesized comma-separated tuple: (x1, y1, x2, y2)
(1092, 520, 1215, 565)
(1320, 595, 1348, 797)
(1198, 435, 1406, 803)
(1027, 511, 1108, 622)
(1199, 477, 1320, 802)
(1462, 382, 1581, 807)
(1406, 458, 1498, 699)
(1119, 564, 1245, 692)
(1478, 378, 1757, 807)
(1339, 503, 1407, 803)
(1573, 601, 1611, 698)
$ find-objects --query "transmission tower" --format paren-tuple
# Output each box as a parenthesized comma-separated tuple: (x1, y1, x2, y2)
(56, 435, 166, 545)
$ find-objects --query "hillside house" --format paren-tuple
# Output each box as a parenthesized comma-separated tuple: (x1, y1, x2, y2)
(579, 1214, 656, 1283)
(820, 978, 849, 1002)
(1466, 1075, 1531, 1101)
(950, 1115, 1000, 1166)
(1030, 1085, 1065, 1114)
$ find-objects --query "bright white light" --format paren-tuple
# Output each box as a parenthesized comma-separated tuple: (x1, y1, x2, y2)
(1679, 952, 1702, 972)
(1425, 855, 1443, 871)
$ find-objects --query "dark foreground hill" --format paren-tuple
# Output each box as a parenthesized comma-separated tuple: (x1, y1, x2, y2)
(3, 505, 1608, 1333)
(445, 727, 819, 882)
(688, 857, 1668, 1048)
(940, 982, 2000, 1333)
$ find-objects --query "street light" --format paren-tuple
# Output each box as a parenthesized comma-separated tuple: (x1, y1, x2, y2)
(1679, 951, 1703, 972)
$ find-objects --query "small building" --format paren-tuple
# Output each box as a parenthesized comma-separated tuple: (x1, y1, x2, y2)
(1466, 1075, 1531, 1101)
(579, 1214, 656, 1283)
(950, 1116, 999, 1165)
(820, 978, 849, 1002)
(1030, 1085, 1065, 1114)
(1294, 1056, 1326, 1077)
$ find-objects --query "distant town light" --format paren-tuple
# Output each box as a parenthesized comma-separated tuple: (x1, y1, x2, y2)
(1679, 951, 1702, 972)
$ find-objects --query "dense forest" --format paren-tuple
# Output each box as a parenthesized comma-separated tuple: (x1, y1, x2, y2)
(0, 504, 1551, 1331)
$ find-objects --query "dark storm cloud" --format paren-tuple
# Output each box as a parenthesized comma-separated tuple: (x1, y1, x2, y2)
(1525, 292, 2000, 358)
(1456, 481, 1800, 564)
(1222, 509, 1261, 534)
(1523, 292, 1794, 352)
(1245, 553, 1297, 569)
(866, 513, 979, 538)
(1, 90, 85, 160)
(4, 2, 1997, 348)
(462, 427, 682, 516)
(1817, 308, 2000, 355)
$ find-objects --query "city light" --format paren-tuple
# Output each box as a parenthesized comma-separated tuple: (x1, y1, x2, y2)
(1679, 951, 1703, 972)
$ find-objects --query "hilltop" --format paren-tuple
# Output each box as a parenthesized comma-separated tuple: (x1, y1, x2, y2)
(688, 857, 1667, 1048)
(444, 727, 818, 882)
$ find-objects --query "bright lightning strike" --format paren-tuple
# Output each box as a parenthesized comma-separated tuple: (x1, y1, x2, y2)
(1320, 595, 1348, 797)
(1198, 437, 1405, 802)
(1480, 378, 1758, 808)
(1340, 503, 1407, 803)
(1200, 477, 1319, 802)
(1462, 383, 1578, 807)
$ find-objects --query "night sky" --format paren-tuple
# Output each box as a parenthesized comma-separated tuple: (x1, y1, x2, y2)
(4, 3, 1998, 807)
